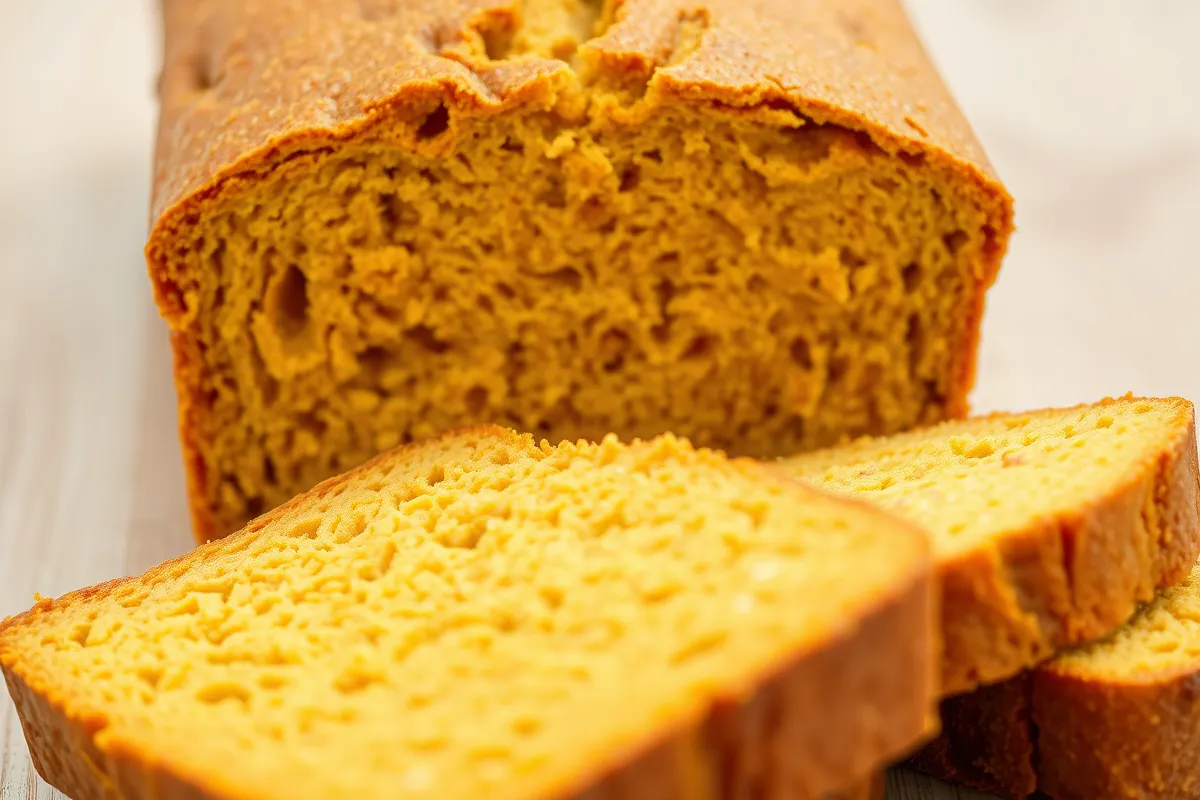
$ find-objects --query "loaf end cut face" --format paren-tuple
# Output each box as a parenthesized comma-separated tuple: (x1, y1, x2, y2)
(778, 395, 1200, 694)
(144, 0, 1013, 540)
(1, 428, 935, 800)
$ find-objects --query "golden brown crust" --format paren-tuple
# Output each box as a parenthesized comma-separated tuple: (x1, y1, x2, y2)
(905, 676, 1036, 798)
(146, 0, 1014, 544)
(1029, 664, 1200, 800)
(937, 402, 1200, 694)
(911, 655, 1200, 799)
(911, 408, 1200, 797)
(168, 331, 215, 540)
(148, 0, 1008, 230)
(798, 397, 1200, 798)
(2, 429, 937, 800)
(550, 575, 932, 800)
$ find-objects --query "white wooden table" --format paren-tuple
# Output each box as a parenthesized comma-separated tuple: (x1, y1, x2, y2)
(2, 1, 1198, 797)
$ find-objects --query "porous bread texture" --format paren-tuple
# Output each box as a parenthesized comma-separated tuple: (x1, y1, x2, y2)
(0, 427, 935, 800)
(146, 0, 1013, 540)
(911, 560, 1200, 800)
(776, 395, 1200, 694)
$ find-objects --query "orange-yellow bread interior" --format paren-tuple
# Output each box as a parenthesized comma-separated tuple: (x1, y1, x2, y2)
(1, 430, 927, 800)
(158, 2, 1003, 536)
(1052, 559, 1200, 680)
(777, 397, 1192, 562)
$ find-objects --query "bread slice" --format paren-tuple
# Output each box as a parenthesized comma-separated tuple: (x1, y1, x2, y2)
(1, 427, 934, 800)
(147, 0, 1013, 541)
(775, 395, 1200, 694)
(911, 558, 1200, 800)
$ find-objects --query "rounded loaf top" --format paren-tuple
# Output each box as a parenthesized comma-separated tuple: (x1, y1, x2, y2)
(150, 0, 1007, 230)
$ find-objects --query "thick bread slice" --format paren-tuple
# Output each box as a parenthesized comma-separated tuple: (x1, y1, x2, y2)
(0, 427, 934, 800)
(911, 559, 1200, 800)
(776, 395, 1200, 694)
(148, 0, 1013, 542)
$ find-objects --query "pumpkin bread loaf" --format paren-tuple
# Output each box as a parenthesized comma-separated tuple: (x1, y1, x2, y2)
(1, 427, 935, 800)
(912, 559, 1200, 800)
(146, 0, 1014, 541)
(776, 395, 1200, 695)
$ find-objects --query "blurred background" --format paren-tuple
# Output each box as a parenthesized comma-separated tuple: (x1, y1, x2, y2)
(0, 1, 1198, 797)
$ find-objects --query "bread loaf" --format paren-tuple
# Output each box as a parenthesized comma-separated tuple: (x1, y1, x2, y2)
(776, 395, 1200, 694)
(911, 559, 1200, 799)
(146, 0, 1013, 541)
(1, 427, 935, 800)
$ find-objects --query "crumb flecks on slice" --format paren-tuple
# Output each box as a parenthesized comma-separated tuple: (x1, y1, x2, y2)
(0, 428, 934, 800)
(777, 395, 1200, 693)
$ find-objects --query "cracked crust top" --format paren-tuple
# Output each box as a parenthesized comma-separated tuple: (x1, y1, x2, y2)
(148, 0, 1009, 316)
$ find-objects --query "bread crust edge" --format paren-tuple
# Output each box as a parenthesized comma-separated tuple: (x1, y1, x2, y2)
(908, 402, 1200, 796)
(2, 573, 931, 800)
(938, 401, 1200, 694)
(1, 435, 937, 800)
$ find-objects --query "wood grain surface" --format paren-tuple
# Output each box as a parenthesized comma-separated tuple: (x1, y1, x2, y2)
(2, 1, 1198, 798)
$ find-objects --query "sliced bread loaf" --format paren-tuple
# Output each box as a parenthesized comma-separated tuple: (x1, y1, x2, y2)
(1, 427, 934, 800)
(912, 558, 1200, 799)
(149, 0, 1013, 542)
(775, 395, 1200, 694)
